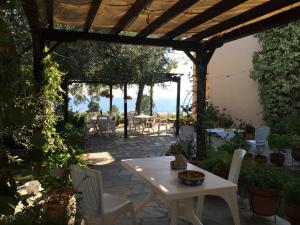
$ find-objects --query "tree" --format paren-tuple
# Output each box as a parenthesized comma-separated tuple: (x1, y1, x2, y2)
(251, 21, 300, 125)
(53, 41, 176, 114)
(87, 97, 100, 112)
(141, 94, 155, 114)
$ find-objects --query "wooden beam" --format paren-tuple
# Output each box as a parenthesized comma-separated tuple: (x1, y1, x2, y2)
(110, 0, 153, 35)
(184, 51, 198, 65)
(43, 41, 62, 59)
(188, 0, 300, 41)
(220, 6, 300, 44)
(162, 0, 246, 40)
(47, 0, 53, 29)
(84, 0, 102, 32)
(42, 28, 199, 51)
(136, 0, 198, 38)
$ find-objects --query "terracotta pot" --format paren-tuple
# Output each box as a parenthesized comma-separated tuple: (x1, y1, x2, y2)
(292, 147, 300, 161)
(44, 202, 67, 219)
(254, 155, 267, 164)
(245, 153, 254, 160)
(245, 132, 255, 140)
(248, 186, 281, 216)
(270, 153, 285, 167)
(170, 154, 187, 170)
(188, 160, 201, 168)
(285, 203, 300, 225)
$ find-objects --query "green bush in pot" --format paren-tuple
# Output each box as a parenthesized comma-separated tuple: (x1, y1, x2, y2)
(239, 161, 291, 217)
(291, 135, 300, 161)
(284, 181, 300, 225)
(268, 133, 292, 166)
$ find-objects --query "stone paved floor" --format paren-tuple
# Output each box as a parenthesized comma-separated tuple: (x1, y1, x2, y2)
(84, 131, 289, 225)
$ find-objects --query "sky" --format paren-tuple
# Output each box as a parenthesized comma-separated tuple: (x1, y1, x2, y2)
(112, 51, 194, 101)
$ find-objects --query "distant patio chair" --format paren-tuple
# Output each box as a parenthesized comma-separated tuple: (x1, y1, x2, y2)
(196, 149, 246, 220)
(128, 112, 143, 132)
(70, 165, 135, 225)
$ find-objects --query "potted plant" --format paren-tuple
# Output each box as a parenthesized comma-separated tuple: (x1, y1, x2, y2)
(239, 162, 289, 217)
(168, 141, 188, 170)
(291, 135, 300, 161)
(41, 174, 73, 219)
(268, 133, 291, 166)
(284, 181, 300, 225)
(244, 123, 255, 140)
(254, 146, 267, 164)
(201, 149, 232, 179)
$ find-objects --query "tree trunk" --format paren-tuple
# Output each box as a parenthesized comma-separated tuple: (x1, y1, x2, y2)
(149, 85, 153, 116)
(135, 83, 145, 114)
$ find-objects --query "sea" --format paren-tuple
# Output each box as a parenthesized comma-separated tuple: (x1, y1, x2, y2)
(70, 97, 185, 113)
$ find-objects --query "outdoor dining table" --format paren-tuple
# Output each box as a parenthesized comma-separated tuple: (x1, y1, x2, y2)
(134, 114, 155, 132)
(121, 156, 240, 225)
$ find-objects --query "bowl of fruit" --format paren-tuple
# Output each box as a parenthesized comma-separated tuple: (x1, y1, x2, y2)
(178, 170, 205, 186)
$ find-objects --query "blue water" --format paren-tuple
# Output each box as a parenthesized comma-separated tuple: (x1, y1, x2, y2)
(70, 97, 185, 113)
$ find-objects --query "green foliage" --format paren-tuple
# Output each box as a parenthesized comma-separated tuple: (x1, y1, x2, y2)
(201, 149, 232, 177)
(204, 103, 234, 128)
(0, 202, 68, 225)
(59, 123, 84, 149)
(251, 21, 300, 124)
(268, 133, 292, 153)
(217, 132, 250, 154)
(169, 140, 194, 159)
(284, 181, 300, 205)
(239, 161, 291, 191)
(87, 98, 100, 112)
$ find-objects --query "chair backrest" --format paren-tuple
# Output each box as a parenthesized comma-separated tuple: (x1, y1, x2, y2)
(228, 149, 246, 184)
(179, 125, 195, 141)
(70, 165, 104, 215)
(255, 126, 270, 145)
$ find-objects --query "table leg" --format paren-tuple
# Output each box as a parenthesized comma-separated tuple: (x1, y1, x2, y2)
(169, 200, 178, 225)
(180, 198, 203, 225)
(134, 190, 156, 214)
(216, 191, 240, 225)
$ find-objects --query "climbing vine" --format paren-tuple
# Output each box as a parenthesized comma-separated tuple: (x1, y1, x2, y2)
(251, 21, 300, 125)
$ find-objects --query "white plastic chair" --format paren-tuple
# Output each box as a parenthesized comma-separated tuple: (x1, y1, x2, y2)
(70, 165, 135, 225)
(255, 126, 270, 147)
(196, 149, 246, 220)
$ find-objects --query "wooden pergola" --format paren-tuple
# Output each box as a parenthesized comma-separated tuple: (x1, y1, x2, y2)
(22, 0, 300, 159)
(67, 73, 183, 138)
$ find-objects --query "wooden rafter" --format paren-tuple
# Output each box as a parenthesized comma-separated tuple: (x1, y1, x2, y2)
(162, 0, 247, 40)
(218, 6, 300, 44)
(84, 0, 102, 32)
(42, 28, 199, 51)
(110, 0, 153, 35)
(188, 0, 300, 41)
(47, 0, 53, 29)
(136, 0, 199, 38)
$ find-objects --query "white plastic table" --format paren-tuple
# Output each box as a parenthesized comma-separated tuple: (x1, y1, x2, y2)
(121, 156, 240, 225)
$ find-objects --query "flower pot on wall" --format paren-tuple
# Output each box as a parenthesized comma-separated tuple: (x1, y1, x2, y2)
(248, 186, 281, 216)
(292, 147, 300, 161)
(285, 203, 300, 225)
(270, 153, 285, 167)
(170, 154, 187, 170)
(254, 155, 267, 164)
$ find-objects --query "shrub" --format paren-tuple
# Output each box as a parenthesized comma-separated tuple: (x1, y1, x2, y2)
(284, 181, 300, 205)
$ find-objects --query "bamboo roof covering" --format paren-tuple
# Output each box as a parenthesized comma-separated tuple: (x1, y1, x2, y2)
(23, 0, 300, 50)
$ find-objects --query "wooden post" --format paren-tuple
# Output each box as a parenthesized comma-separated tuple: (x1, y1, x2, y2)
(195, 49, 207, 160)
(32, 29, 45, 85)
(175, 77, 181, 136)
(149, 85, 153, 116)
(62, 79, 69, 122)
(124, 82, 128, 138)
(109, 84, 113, 115)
